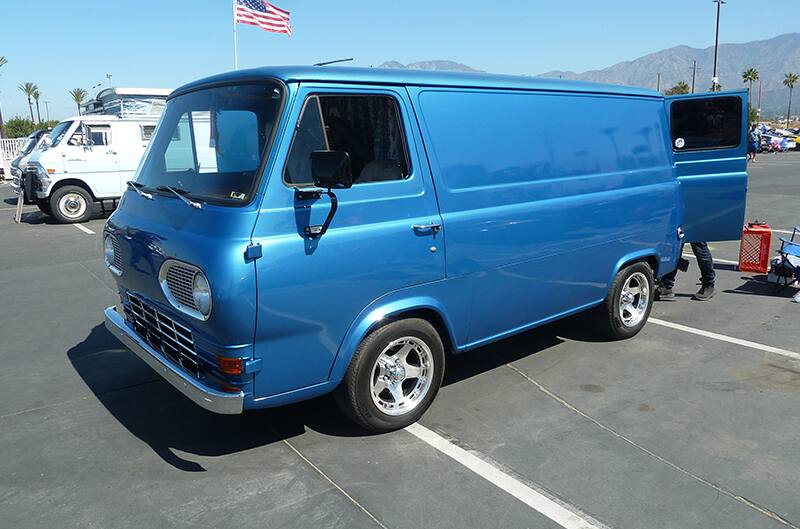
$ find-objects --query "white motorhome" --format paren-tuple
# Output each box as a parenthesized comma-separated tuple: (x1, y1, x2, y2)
(25, 115, 159, 223)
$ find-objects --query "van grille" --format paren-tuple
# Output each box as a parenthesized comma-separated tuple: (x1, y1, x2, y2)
(111, 237, 123, 272)
(164, 263, 199, 311)
(125, 293, 200, 376)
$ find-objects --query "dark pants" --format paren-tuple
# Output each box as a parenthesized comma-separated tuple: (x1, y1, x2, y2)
(661, 242, 715, 289)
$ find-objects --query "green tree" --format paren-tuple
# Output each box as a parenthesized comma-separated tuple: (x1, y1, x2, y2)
(32, 88, 42, 124)
(18, 82, 38, 122)
(742, 68, 759, 114)
(784, 72, 799, 127)
(69, 87, 88, 115)
(665, 81, 690, 95)
(0, 117, 60, 139)
(749, 107, 759, 124)
(1, 117, 37, 138)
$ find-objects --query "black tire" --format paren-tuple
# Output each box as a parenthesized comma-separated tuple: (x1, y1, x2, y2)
(50, 185, 93, 224)
(36, 199, 52, 216)
(335, 318, 445, 433)
(593, 261, 654, 340)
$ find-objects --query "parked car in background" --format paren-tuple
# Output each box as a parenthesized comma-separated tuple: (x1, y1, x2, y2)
(102, 67, 748, 432)
(9, 128, 51, 203)
(25, 116, 158, 222)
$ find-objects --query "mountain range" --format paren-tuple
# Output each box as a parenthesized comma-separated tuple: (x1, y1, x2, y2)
(381, 33, 800, 118)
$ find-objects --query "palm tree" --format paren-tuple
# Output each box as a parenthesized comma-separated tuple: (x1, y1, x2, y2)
(19, 82, 37, 122)
(742, 68, 759, 115)
(665, 81, 690, 95)
(784, 73, 799, 127)
(32, 89, 42, 124)
(69, 88, 88, 116)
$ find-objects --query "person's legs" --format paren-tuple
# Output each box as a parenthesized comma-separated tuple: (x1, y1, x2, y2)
(691, 242, 715, 300)
(656, 244, 683, 299)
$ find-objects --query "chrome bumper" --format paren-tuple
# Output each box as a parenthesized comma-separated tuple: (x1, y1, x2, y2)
(104, 306, 244, 414)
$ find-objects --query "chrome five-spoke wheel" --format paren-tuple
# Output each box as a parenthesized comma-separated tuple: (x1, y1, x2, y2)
(370, 336, 433, 416)
(618, 271, 650, 328)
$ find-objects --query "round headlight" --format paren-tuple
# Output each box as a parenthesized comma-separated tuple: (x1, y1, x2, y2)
(192, 273, 211, 316)
(104, 236, 115, 267)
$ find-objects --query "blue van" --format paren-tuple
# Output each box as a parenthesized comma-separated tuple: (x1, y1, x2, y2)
(103, 67, 747, 432)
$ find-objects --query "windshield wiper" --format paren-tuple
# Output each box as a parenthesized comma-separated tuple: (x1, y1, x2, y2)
(126, 181, 153, 200)
(156, 185, 202, 209)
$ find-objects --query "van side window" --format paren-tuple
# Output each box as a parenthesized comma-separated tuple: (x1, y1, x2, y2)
(671, 97, 741, 151)
(141, 125, 156, 141)
(284, 94, 410, 186)
(86, 125, 111, 146)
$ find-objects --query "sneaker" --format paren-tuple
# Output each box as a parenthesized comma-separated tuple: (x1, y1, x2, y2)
(693, 285, 715, 301)
(656, 286, 675, 300)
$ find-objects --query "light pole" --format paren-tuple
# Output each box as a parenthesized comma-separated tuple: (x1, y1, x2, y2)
(711, 0, 725, 92)
(44, 101, 50, 122)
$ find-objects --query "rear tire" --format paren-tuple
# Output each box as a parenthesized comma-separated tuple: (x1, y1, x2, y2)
(335, 318, 445, 433)
(36, 199, 52, 216)
(594, 261, 654, 340)
(50, 185, 93, 224)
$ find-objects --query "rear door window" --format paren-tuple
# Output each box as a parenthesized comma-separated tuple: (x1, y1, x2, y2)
(670, 96, 742, 151)
(284, 94, 410, 186)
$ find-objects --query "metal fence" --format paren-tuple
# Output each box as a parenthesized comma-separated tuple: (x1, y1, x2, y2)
(1, 138, 26, 160)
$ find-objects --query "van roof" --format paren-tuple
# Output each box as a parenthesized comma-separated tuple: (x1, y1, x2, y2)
(173, 65, 662, 99)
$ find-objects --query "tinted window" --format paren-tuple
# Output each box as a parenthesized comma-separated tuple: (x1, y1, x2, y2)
(671, 96, 741, 151)
(284, 94, 409, 186)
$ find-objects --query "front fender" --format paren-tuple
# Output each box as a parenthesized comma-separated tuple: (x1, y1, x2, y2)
(328, 292, 460, 382)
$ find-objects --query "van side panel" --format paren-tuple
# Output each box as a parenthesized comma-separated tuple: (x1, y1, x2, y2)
(251, 83, 446, 400)
(411, 88, 680, 345)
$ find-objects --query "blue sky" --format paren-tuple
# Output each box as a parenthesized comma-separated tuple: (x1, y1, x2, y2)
(0, 0, 795, 121)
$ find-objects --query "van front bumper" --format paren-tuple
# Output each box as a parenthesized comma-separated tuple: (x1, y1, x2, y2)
(104, 306, 244, 414)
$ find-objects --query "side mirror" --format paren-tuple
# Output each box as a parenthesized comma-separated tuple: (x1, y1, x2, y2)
(302, 151, 352, 239)
(311, 150, 353, 190)
(42, 135, 52, 147)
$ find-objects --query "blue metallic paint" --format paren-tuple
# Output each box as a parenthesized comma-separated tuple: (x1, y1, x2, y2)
(104, 67, 747, 413)
(666, 90, 749, 243)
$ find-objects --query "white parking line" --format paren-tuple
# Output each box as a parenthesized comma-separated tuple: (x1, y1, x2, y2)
(650, 318, 800, 361)
(682, 253, 739, 266)
(772, 228, 797, 236)
(72, 223, 95, 235)
(405, 423, 607, 529)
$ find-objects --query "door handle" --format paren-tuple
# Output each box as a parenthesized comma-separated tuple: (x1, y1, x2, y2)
(412, 223, 442, 233)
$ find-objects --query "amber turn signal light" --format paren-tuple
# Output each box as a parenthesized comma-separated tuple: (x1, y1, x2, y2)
(217, 356, 242, 375)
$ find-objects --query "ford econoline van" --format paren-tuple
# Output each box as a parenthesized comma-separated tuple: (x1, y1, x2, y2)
(25, 115, 158, 222)
(102, 67, 747, 432)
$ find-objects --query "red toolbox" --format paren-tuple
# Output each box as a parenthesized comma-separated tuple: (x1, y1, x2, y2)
(739, 222, 772, 273)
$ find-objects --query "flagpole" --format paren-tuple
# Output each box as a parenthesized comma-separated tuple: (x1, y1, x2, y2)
(232, 0, 239, 70)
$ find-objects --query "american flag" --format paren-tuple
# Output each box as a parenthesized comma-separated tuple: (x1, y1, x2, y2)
(235, 0, 292, 36)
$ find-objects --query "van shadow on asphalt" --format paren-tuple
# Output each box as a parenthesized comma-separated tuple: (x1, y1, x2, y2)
(68, 319, 574, 472)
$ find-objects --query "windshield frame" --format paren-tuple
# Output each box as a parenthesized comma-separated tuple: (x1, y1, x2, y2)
(48, 121, 75, 148)
(134, 79, 287, 208)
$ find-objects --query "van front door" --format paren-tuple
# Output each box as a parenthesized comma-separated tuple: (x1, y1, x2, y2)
(62, 123, 121, 197)
(252, 84, 445, 398)
(667, 91, 748, 242)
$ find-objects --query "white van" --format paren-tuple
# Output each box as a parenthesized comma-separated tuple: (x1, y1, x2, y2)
(25, 115, 158, 223)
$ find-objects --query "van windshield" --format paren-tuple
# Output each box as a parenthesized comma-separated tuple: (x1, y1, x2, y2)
(135, 83, 283, 204)
(48, 121, 74, 148)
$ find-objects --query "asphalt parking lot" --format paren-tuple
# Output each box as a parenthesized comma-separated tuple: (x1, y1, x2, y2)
(2, 153, 799, 529)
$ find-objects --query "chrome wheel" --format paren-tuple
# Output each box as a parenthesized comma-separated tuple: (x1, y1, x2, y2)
(618, 271, 650, 328)
(370, 336, 433, 416)
(58, 193, 87, 219)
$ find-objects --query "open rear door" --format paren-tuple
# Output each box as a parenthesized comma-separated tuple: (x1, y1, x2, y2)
(667, 90, 748, 243)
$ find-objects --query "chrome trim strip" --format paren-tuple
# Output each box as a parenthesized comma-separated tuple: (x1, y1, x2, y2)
(104, 306, 244, 414)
